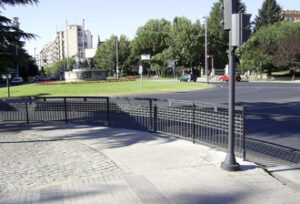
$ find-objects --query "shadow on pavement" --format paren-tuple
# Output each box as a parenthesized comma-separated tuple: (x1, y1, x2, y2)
(236, 101, 300, 167)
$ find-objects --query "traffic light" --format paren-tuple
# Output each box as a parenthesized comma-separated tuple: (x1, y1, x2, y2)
(241, 13, 252, 44)
(221, 0, 239, 30)
(231, 13, 252, 46)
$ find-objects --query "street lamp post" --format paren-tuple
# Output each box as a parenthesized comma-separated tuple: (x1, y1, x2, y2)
(204, 16, 209, 84)
(116, 36, 119, 79)
(13, 17, 20, 77)
(66, 20, 70, 71)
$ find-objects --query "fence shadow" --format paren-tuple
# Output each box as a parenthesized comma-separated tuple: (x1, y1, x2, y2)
(236, 101, 300, 166)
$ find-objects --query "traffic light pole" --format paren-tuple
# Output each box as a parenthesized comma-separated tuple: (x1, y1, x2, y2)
(221, 35, 240, 171)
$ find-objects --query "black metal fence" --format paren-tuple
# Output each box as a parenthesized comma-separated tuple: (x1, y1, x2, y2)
(0, 97, 245, 157)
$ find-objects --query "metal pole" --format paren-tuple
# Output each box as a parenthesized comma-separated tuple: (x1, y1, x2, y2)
(106, 97, 110, 127)
(141, 72, 143, 93)
(192, 103, 196, 143)
(25, 98, 29, 123)
(82, 19, 85, 60)
(116, 36, 119, 79)
(212, 54, 214, 79)
(16, 47, 19, 77)
(221, 31, 240, 171)
(204, 17, 209, 84)
(242, 106, 246, 161)
(64, 98, 68, 124)
(66, 20, 70, 71)
(6, 77, 10, 98)
(149, 99, 153, 132)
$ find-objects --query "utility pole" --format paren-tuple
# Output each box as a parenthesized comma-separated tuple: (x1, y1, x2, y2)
(13, 17, 20, 77)
(66, 20, 70, 71)
(204, 16, 209, 84)
(116, 36, 119, 79)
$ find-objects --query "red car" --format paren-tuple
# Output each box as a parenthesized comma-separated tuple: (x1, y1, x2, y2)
(219, 75, 241, 82)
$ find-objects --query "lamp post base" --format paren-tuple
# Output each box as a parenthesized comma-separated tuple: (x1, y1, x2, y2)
(221, 154, 241, 171)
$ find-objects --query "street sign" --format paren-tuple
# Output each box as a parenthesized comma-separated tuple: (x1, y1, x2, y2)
(139, 65, 143, 74)
(2, 74, 11, 79)
(141, 54, 151, 60)
(73, 64, 79, 69)
(167, 60, 175, 68)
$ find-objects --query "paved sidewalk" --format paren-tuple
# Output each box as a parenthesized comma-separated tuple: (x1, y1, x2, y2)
(0, 122, 300, 203)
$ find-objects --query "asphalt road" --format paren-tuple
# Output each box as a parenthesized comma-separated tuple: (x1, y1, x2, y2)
(134, 82, 300, 151)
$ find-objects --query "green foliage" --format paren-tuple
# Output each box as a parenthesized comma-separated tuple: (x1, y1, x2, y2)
(44, 58, 75, 77)
(0, 0, 38, 7)
(239, 21, 300, 76)
(254, 0, 283, 31)
(168, 17, 203, 68)
(151, 49, 173, 76)
(132, 19, 171, 56)
(0, 0, 38, 74)
(273, 34, 300, 72)
(207, 1, 228, 69)
(94, 35, 131, 75)
(205, 0, 246, 69)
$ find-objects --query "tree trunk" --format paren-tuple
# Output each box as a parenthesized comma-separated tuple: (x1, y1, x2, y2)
(267, 67, 272, 79)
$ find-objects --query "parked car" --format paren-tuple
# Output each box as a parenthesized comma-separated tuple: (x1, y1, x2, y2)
(178, 74, 197, 82)
(219, 75, 241, 82)
(11, 77, 24, 85)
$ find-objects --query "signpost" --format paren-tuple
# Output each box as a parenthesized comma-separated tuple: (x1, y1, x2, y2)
(139, 65, 143, 93)
(141, 54, 151, 60)
(167, 60, 176, 80)
(140, 54, 150, 92)
(2, 74, 11, 98)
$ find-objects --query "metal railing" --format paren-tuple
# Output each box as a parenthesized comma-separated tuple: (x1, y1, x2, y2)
(0, 97, 246, 157)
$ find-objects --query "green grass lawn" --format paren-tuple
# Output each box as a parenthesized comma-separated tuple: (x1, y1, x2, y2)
(0, 80, 211, 98)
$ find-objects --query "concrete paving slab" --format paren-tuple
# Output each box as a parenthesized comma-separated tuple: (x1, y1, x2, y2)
(0, 122, 300, 203)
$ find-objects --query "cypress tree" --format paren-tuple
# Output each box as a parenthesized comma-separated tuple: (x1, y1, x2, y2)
(254, 0, 283, 31)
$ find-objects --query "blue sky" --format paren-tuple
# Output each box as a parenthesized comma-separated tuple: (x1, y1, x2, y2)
(2, 0, 299, 56)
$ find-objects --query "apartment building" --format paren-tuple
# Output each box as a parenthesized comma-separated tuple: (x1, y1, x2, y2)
(282, 10, 300, 22)
(38, 24, 93, 70)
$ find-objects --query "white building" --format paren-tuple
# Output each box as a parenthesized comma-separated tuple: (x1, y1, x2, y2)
(38, 23, 93, 71)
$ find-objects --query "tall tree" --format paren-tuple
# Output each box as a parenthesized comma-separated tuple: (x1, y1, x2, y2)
(273, 34, 300, 80)
(132, 19, 171, 57)
(168, 17, 203, 68)
(206, 0, 246, 69)
(254, 0, 283, 31)
(239, 21, 300, 77)
(94, 35, 131, 75)
(151, 49, 173, 77)
(0, 0, 38, 74)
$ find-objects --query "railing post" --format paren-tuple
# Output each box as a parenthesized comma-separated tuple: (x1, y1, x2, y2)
(149, 99, 153, 132)
(25, 97, 29, 123)
(106, 97, 110, 127)
(64, 98, 68, 124)
(192, 103, 196, 143)
(242, 106, 246, 161)
(153, 105, 157, 133)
